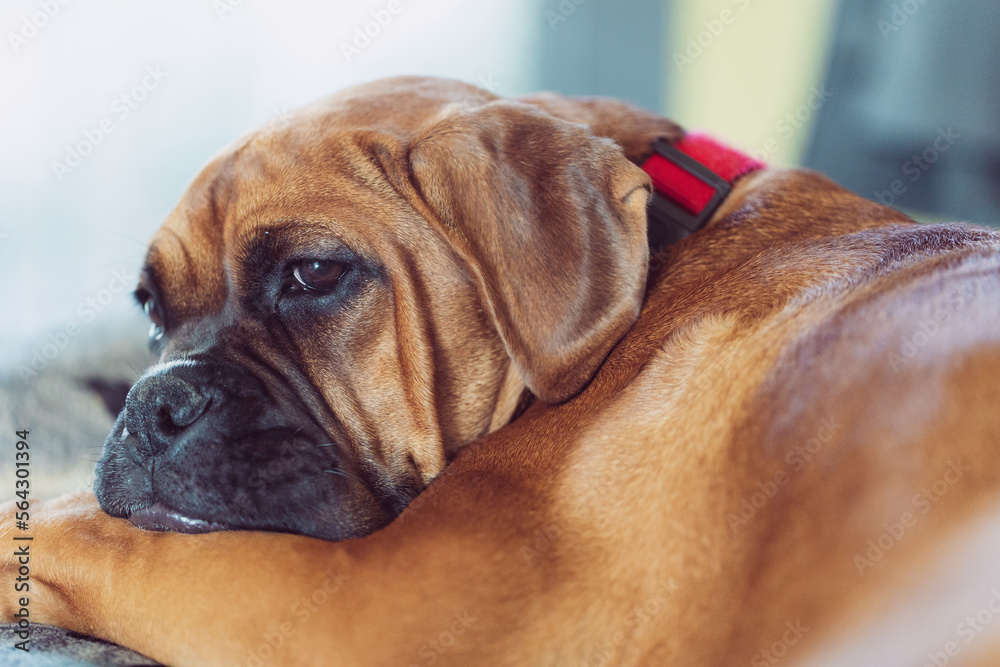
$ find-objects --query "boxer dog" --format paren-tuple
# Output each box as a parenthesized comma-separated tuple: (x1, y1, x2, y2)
(3, 76, 1000, 666)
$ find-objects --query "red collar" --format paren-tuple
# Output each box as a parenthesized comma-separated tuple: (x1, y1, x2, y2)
(641, 133, 765, 249)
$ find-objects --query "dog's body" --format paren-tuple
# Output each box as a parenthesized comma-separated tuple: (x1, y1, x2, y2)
(4, 77, 1000, 665)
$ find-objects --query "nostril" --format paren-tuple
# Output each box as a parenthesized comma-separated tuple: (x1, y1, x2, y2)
(123, 373, 213, 449)
(157, 408, 181, 437)
(166, 395, 212, 429)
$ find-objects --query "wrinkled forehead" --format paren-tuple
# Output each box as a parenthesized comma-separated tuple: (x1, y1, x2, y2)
(139, 76, 495, 318)
(145, 130, 391, 308)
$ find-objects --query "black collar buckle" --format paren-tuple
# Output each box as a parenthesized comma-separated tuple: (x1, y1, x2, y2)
(646, 138, 732, 251)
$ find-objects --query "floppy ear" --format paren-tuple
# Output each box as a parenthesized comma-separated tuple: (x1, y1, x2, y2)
(409, 100, 652, 404)
(517, 92, 684, 165)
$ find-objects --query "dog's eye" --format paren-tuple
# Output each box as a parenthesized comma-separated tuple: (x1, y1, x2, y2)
(292, 260, 345, 293)
(137, 290, 165, 343)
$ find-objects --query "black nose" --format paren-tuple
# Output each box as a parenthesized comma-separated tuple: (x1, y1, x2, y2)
(124, 373, 212, 454)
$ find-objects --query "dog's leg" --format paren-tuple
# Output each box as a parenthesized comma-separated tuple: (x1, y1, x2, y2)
(0, 471, 573, 666)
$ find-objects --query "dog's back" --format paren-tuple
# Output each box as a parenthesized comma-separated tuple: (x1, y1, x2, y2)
(531, 166, 1000, 664)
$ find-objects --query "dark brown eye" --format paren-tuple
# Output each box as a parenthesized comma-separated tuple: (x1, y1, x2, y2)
(293, 260, 345, 292)
(140, 292, 165, 342)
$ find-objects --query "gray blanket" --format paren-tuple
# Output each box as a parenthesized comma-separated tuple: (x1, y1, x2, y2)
(1, 322, 158, 664)
(0, 625, 161, 666)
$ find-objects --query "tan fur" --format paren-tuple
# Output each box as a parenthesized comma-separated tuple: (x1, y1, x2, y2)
(3, 77, 1000, 666)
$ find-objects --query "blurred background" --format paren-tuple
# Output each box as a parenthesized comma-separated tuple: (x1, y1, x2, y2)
(0, 0, 998, 493)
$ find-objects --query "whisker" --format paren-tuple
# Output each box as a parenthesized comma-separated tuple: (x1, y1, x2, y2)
(122, 360, 143, 379)
(323, 468, 363, 484)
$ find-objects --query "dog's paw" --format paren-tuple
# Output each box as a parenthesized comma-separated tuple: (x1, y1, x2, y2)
(0, 492, 123, 632)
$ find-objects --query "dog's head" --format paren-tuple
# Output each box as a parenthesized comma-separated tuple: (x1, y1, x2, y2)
(95, 76, 680, 540)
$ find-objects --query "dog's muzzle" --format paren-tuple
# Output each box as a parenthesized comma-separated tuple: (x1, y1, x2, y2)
(94, 356, 392, 541)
